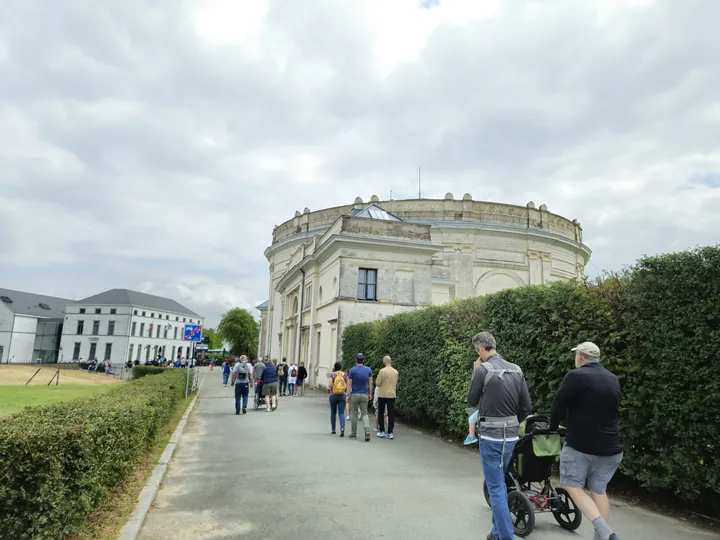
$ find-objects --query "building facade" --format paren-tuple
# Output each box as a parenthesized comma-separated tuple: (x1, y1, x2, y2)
(259, 195, 591, 387)
(0, 289, 72, 364)
(58, 289, 203, 365)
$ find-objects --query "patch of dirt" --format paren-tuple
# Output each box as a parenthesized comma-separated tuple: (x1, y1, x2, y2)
(0, 365, 124, 386)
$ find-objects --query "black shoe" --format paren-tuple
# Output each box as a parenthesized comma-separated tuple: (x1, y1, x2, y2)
(365, 432, 371, 442)
(609, 535, 620, 540)
(340, 429, 345, 437)
(331, 430, 336, 435)
(242, 408, 247, 414)
(235, 411, 239, 415)
(486, 533, 498, 540)
(349, 433, 357, 439)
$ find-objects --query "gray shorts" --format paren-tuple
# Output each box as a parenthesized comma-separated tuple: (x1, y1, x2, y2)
(560, 445, 623, 495)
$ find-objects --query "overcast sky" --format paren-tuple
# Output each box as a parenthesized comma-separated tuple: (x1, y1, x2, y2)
(1, 0, 718, 327)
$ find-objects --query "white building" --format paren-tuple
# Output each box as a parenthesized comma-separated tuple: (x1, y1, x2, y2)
(0, 288, 73, 364)
(259, 195, 591, 387)
(59, 289, 203, 365)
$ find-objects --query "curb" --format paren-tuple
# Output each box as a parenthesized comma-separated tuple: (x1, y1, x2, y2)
(117, 391, 200, 540)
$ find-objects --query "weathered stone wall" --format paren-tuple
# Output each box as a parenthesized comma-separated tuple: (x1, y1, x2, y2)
(272, 197, 583, 245)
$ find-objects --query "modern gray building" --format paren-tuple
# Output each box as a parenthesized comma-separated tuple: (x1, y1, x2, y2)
(0, 288, 73, 364)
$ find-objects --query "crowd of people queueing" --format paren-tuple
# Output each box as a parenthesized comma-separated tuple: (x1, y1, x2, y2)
(327, 353, 398, 441)
(220, 356, 308, 414)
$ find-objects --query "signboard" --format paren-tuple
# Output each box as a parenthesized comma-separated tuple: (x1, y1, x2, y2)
(183, 324, 202, 342)
(196, 343, 209, 351)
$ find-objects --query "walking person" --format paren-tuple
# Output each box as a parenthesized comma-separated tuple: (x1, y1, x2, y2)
(253, 357, 266, 396)
(296, 362, 308, 396)
(222, 360, 231, 386)
(347, 354, 373, 442)
(261, 359, 279, 411)
(288, 362, 298, 396)
(232, 355, 254, 415)
(467, 332, 532, 540)
(550, 342, 623, 540)
(278, 358, 288, 396)
(328, 362, 348, 436)
(375, 356, 399, 440)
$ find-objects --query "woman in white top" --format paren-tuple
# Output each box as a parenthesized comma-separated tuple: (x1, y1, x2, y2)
(288, 364, 298, 396)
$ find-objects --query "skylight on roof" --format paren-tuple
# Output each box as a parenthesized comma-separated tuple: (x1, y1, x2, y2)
(39, 303, 51, 310)
(0, 296, 12, 303)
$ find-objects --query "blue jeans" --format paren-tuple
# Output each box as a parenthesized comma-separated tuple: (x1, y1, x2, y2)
(288, 383, 296, 395)
(222, 373, 229, 385)
(280, 376, 288, 394)
(234, 383, 249, 412)
(329, 394, 346, 431)
(480, 438, 517, 540)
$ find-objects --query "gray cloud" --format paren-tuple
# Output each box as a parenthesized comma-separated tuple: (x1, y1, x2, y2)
(1, 0, 719, 325)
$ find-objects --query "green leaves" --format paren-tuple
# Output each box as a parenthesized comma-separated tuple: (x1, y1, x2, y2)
(0, 371, 189, 539)
(341, 246, 720, 511)
(217, 308, 259, 356)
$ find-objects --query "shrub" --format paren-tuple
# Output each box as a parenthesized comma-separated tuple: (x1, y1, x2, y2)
(0, 370, 190, 539)
(132, 365, 167, 379)
(341, 246, 720, 509)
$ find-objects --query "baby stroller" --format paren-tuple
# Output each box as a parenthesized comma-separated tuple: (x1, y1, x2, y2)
(253, 380, 278, 411)
(482, 414, 582, 537)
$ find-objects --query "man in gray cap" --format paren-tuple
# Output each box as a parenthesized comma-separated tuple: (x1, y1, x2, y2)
(550, 342, 623, 540)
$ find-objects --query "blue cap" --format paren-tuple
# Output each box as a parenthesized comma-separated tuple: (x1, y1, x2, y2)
(356, 353, 365, 361)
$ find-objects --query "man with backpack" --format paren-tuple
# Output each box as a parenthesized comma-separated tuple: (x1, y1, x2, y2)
(231, 355, 254, 415)
(278, 358, 288, 396)
(253, 358, 266, 396)
(467, 332, 532, 540)
(288, 362, 298, 396)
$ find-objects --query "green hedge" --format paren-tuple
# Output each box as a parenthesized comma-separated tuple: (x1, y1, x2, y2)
(341, 247, 720, 508)
(132, 365, 167, 379)
(0, 370, 191, 539)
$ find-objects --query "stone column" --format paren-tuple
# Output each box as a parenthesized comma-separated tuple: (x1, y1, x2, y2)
(527, 250, 543, 285)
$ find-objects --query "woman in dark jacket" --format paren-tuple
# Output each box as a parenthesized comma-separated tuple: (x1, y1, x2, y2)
(296, 362, 309, 396)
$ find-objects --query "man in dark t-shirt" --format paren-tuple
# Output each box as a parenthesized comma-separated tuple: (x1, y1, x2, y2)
(550, 342, 622, 540)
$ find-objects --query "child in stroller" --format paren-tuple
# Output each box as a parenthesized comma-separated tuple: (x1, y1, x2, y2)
(482, 414, 582, 537)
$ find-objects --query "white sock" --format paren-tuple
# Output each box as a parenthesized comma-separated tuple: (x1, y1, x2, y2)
(592, 517, 613, 540)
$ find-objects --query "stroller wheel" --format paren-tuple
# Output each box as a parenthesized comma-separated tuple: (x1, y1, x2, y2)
(508, 490, 535, 538)
(551, 487, 582, 531)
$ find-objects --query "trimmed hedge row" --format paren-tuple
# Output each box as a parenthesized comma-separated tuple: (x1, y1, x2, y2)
(0, 370, 191, 539)
(342, 247, 720, 508)
(132, 365, 167, 379)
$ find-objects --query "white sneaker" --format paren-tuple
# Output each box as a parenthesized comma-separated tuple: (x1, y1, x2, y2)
(377, 431, 386, 438)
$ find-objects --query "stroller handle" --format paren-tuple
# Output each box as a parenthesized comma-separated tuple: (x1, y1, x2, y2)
(532, 427, 566, 436)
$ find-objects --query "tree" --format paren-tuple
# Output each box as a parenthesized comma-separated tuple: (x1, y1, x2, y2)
(217, 308, 259, 356)
(202, 327, 223, 350)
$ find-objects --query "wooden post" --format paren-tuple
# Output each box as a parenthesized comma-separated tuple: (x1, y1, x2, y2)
(25, 368, 42, 386)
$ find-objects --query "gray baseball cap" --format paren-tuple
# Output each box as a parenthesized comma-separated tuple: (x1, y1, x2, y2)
(571, 342, 601, 358)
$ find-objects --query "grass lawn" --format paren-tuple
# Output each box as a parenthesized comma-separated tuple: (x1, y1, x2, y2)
(0, 385, 116, 417)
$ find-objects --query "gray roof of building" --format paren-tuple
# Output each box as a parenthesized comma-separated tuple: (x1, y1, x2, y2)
(77, 289, 201, 317)
(0, 288, 74, 319)
(351, 204, 402, 221)
(256, 300, 269, 310)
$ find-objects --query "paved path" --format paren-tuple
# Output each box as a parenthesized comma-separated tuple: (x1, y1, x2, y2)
(139, 371, 718, 540)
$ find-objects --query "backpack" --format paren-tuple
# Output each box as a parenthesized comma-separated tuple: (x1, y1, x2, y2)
(235, 362, 248, 382)
(332, 372, 347, 395)
(291, 367, 297, 377)
(279, 365, 286, 377)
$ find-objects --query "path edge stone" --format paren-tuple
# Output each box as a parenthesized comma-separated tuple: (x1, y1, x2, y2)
(117, 391, 199, 540)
